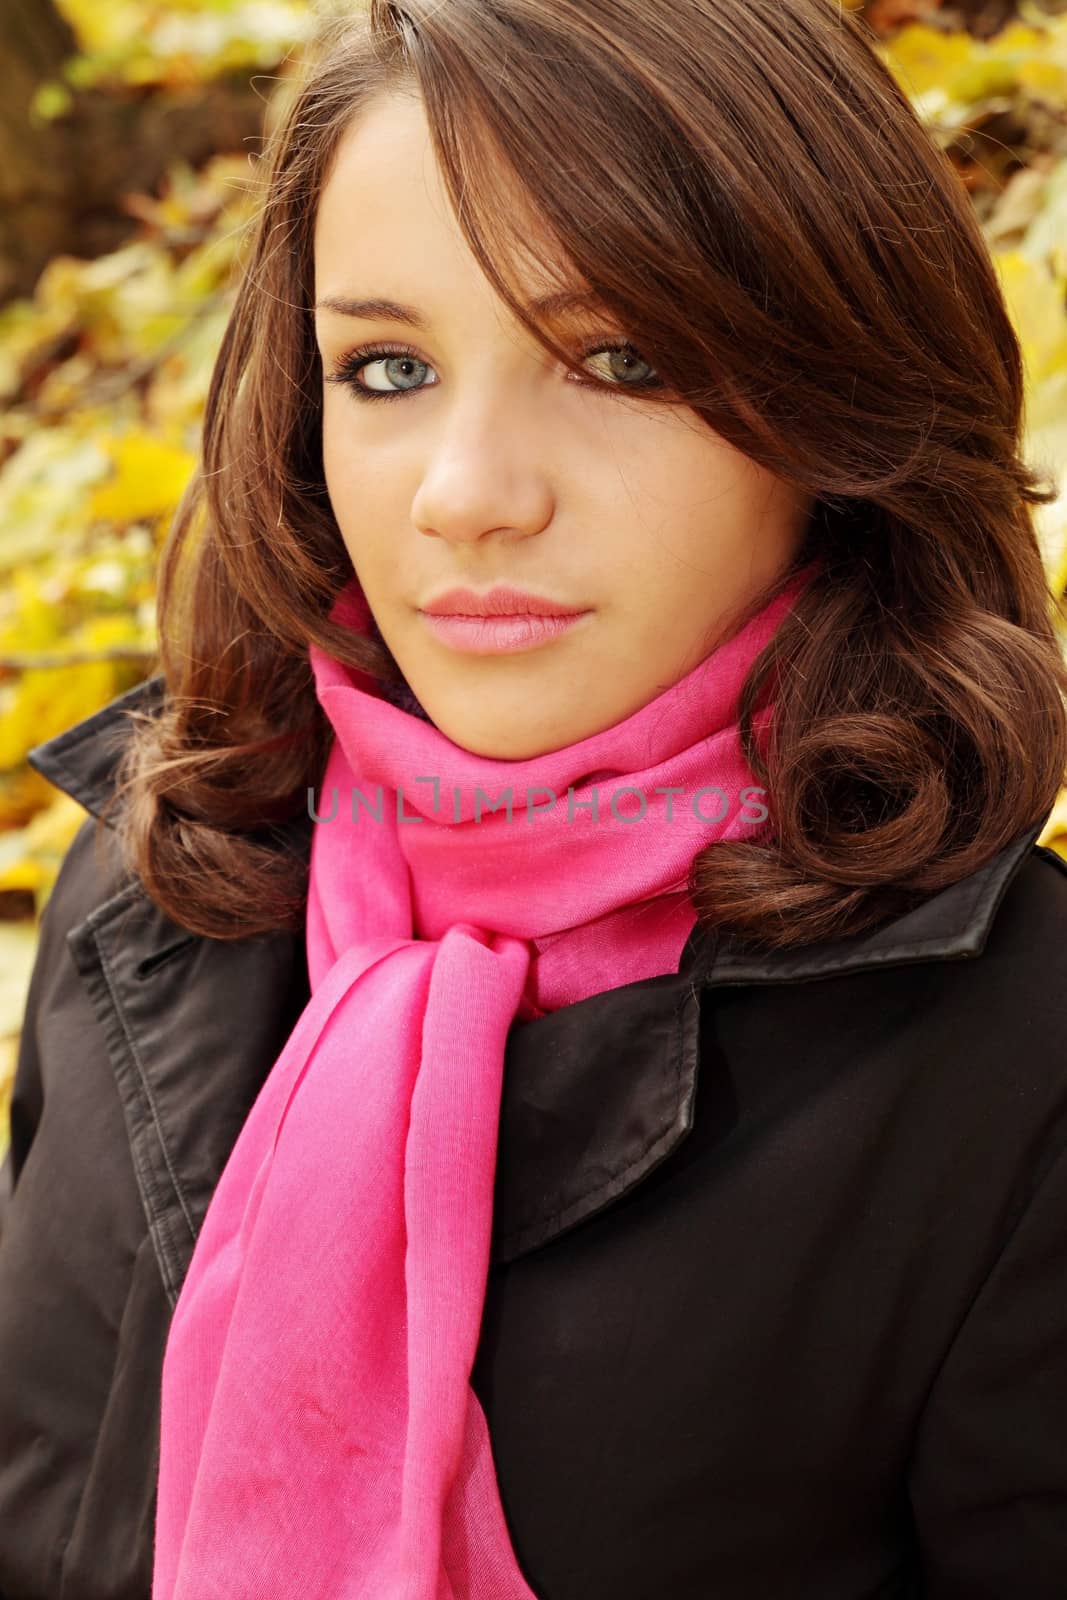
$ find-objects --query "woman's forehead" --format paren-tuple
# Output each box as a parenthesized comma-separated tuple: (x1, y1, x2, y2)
(315, 92, 584, 306)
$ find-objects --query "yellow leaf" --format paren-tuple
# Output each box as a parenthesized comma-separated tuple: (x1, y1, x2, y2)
(1038, 788, 1067, 860)
(993, 252, 1067, 391)
(0, 792, 89, 895)
(882, 25, 974, 100)
(0, 664, 128, 769)
(0, 768, 58, 832)
(89, 431, 196, 524)
(1017, 57, 1067, 102)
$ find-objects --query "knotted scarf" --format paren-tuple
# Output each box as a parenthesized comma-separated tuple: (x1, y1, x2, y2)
(151, 563, 815, 1599)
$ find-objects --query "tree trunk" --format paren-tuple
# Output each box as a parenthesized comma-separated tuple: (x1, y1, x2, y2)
(0, 0, 270, 305)
(0, 0, 80, 301)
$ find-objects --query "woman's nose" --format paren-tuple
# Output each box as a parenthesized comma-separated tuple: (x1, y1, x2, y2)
(410, 413, 555, 546)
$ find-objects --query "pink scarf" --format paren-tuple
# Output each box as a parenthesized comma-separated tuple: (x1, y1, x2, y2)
(151, 565, 813, 1599)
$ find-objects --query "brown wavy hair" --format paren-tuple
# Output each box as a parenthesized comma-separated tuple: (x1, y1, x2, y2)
(107, 0, 1067, 950)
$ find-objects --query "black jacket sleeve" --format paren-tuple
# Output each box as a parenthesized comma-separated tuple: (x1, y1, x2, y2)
(908, 1108, 1067, 1598)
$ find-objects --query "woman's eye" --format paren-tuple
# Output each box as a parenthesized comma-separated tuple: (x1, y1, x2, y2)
(577, 343, 663, 391)
(324, 338, 664, 404)
(325, 345, 436, 402)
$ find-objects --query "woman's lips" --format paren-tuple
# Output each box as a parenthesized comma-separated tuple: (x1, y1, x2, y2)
(417, 610, 592, 655)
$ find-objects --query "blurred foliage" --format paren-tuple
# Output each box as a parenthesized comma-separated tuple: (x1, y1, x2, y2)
(35, 0, 318, 107)
(2, 0, 1067, 1153)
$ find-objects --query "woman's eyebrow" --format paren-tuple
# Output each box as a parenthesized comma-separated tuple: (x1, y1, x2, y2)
(313, 288, 602, 327)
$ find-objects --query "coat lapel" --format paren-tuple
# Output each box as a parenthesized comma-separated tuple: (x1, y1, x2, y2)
(490, 973, 701, 1265)
(64, 875, 309, 1309)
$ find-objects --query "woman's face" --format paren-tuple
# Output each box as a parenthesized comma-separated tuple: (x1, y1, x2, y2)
(314, 91, 814, 759)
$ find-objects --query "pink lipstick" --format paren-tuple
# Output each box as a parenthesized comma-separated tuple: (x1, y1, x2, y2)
(417, 586, 592, 656)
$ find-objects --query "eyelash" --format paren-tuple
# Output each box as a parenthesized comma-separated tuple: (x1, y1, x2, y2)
(323, 338, 665, 403)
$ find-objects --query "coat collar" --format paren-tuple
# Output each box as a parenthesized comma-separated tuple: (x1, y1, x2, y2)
(27, 674, 1048, 1276)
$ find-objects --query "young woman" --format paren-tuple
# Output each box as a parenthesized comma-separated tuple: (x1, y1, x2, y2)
(2, 0, 1067, 1595)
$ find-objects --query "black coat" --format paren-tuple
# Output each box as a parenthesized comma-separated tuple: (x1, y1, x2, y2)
(2, 674, 1067, 1600)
